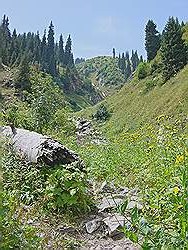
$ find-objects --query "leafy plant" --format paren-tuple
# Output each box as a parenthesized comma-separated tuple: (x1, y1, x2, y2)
(44, 165, 92, 213)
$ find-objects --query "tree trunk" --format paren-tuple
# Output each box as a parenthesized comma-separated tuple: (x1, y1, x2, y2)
(1, 126, 81, 167)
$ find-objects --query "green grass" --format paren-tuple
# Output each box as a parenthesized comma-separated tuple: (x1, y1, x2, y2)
(81, 64, 188, 136)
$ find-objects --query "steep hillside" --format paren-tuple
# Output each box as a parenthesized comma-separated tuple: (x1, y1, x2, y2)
(82, 64, 188, 135)
(76, 56, 126, 97)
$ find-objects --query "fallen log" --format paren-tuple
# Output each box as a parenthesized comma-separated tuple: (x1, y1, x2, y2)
(1, 126, 81, 166)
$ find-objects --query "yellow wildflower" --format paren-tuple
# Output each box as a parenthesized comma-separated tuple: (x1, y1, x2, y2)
(175, 155, 184, 164)
(173, 186, 180, 195)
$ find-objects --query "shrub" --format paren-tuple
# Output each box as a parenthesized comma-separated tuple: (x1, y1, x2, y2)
(137, 62, 149, 80)
(92, 104, 111, 122)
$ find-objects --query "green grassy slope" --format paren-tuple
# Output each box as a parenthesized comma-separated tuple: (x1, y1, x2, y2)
(105, 65, 188, 134)
(81, 65, 188, 135)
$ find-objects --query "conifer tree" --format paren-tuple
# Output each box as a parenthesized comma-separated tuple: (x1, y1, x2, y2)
(145, 20, 160, 61)
(161, 17, 187, 81)
(59, 34, 64, 65)
(33, 31, 41, 63)
(139, 55, 143, 63)
(40, 30, 47, 71)
(118, 53, 121, 68)
(112, 48, 116, 58)
(16, 55, 31, 90)
(124, 51, 132, 79)
(47, 21, 56, 75)
(125, 59, 132, 80)
(0, 15, 11, 64)
(64, 35, 74, 67)
(121, 52, 126, 73)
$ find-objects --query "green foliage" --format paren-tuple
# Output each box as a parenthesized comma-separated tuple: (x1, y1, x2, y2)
(44, 166, 91, 213)
(29, 69, 65, 133)
(92, 104, 111, 122)
(144, 79, 157, 93)
(76, 56, 125, 89)
(15, 57, 31, 91)
(1, 192, 41, 249)
(145, 20, 161, 61)
(2, 144, 91, 214)
(0, 15, 75, 77)
(2, 147, 47, 202)
(182, 22, 188, 46)
(64, 35, 74, 68)
(137, 62, 149, 79)
(46, 21, 56, 76)
(160, 17, 187, 82)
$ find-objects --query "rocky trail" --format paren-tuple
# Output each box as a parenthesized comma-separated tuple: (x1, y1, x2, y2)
(24, 181, 142, 249)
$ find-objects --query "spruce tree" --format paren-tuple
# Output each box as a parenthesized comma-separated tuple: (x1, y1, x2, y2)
(139, 55, 143, 63)
(121, 52, 126, 74)
(161, 17, 187, 81)
(124, 51, 132, 79)
(47, 21, 56, 76)
(125, 59, 132, 80)
(0, 15, 11, 64)
(40, 30, 47, 71)
(16, 56, 31, 91)
(58, 34, 64, 65)
(112, 48, 116, 58)
(64, 35, 74, 67)
(33, 31, 41, 64)
(131, 50, 139, 72)
(118, 53, 121, 68)
(145, 20, 160, 61)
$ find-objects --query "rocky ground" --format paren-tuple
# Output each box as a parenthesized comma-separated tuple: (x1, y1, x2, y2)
(75, 118, 107, 145)
(24, 180, 142, 249)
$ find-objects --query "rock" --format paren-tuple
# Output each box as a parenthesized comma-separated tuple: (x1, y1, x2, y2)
(85, 219, 102, 234)
(57, 225, 77, 234)
(97, 197, 124, 212)
(93, 181, 116, 194)
(119, 187, 129, 195)
(127, 201, 143, 210)
(103, 213, 126, 235)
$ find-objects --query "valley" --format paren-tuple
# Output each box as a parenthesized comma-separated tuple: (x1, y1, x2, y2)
(1, 13, 188, 250)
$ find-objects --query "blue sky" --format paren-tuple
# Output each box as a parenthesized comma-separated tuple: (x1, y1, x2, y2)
(1, 0, 187, 59)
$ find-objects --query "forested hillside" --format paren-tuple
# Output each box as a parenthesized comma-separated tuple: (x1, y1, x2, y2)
(77, 50, 142, 97)
(0, 15, 103, 110)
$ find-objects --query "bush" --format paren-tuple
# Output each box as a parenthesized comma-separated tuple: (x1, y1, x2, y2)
(92, 104, 111, 122)
(137, 62, 149, 80)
